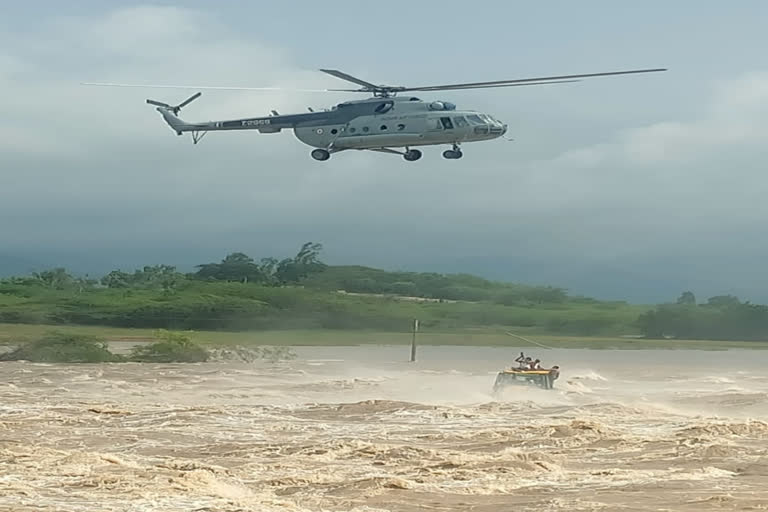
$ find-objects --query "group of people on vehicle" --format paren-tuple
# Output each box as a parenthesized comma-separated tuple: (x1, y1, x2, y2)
(514, 352, 544, 370)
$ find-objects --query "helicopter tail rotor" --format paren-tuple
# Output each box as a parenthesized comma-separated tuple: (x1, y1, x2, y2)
(146, 92, 202, 115)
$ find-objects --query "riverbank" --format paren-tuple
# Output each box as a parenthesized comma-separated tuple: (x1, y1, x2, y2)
(2, 323, 768, 351)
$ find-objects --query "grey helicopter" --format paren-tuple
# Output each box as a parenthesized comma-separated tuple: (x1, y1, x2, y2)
(84, 67, 666, 161)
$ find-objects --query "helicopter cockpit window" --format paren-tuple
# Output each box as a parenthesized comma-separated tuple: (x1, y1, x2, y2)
(453, 116, 468, 127)
(466, 114, 485, 125)
(374, 101, 393, 114)
(440, 117, 454, 129)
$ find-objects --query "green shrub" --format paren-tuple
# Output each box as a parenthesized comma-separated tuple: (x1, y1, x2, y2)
(128, 329, 209, 363)
(0, 331, 123, 363)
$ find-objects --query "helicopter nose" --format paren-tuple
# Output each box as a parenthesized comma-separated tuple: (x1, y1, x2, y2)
(489, 121, 507, 138)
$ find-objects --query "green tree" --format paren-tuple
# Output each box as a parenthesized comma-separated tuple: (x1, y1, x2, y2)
(195, 252, 267, 283)
(33, 268, 74, 290)
(102, 270, 131, 288)
(295, 242, 323, 265)
(676, 291, 697, 305)
(258, 257, 279, 284)
(128, 329, 209, 363)
(275, 242, 327, 284)
(706, 295, 741, 307)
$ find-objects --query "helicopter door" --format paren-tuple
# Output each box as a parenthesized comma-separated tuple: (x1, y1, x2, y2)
(440, 117, 454, 130)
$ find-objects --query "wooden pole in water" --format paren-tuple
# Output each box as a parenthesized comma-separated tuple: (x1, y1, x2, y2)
(410, 319, 419, 362)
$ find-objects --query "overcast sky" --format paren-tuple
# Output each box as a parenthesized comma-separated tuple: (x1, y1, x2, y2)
(2, 1, 768, 303)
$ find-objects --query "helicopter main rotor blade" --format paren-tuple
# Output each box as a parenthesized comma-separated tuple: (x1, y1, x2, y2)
(145, 99, 171, 108)
(81, 82, 349, 93)
(177, 92, 202, 109)
(397, 68, 667, 92)
(318, 69, 380, 89)
(427, 79, 583, 90)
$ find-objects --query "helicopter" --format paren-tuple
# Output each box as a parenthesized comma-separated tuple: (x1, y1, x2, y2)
(84, 67, 666, 161)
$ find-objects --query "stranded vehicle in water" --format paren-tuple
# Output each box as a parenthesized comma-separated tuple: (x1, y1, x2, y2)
(493, 367, 561, 391)
(493, 352, 560, 391)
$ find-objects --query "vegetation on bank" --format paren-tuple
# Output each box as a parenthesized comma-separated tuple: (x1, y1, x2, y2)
(128, 329, 209, 363)
(0, 329, 299, 363)
(637, 292, 768, 341)
(2, 324, 768, 352)
(1, 242, 768, 341)
(0, 331, 123, 363)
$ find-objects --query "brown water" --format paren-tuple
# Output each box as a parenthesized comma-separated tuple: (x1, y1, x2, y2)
(1, 345, 767, 511)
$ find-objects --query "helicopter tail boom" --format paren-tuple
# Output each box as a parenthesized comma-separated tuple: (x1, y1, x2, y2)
(156, 106, 193, 134)
(146, 91, 321, 144)
(146, 92, 202, 135)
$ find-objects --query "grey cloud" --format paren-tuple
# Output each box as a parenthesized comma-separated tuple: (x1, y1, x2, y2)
(1, 7, 768, 303)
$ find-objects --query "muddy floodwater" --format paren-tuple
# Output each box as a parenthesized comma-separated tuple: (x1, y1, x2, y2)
(1, 345, 767, 511)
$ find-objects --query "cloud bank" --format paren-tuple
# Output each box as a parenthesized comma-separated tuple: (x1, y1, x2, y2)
(1, 6, 767, 302)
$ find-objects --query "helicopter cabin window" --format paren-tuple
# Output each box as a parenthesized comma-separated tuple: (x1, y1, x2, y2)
(397, 123, 406, 131)
(428, 118, 443, 130)
(374, 101, 393, 114)
(362, 126, 370, 132)
(440, 117, 454, 129)
(453, 116, 468, 128)
(349, 127, 356, 133)
(380, 125, 387, 131)
(466, 114, 485, 125)
(331, 129, 338, 134)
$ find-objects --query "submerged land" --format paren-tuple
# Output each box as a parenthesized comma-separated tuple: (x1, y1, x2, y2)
(4, 346, 768, 512)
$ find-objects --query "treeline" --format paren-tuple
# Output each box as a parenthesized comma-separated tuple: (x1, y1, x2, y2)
(0, 242, 641, 335)
(2, 244, 768, 340)
(1, 241, 588, 306)
(301, 266, 576, 305)
(638, 292, 768, 341)
(102, 242, 326, 289)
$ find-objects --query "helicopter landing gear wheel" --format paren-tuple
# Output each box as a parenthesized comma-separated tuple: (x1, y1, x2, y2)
(404, 149, 422, 161)
(311, 149, 331, 161)
(443, 144, 463, 159)
(442, 149, 463, 159)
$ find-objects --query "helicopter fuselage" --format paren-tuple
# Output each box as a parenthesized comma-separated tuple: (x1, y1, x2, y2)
(292, 97, 507, 150)
(158, 95, 507, 161)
